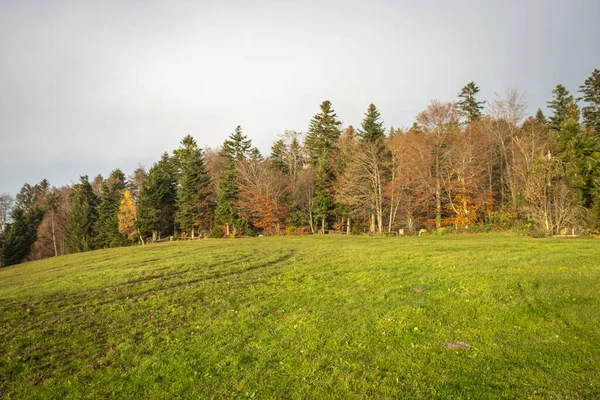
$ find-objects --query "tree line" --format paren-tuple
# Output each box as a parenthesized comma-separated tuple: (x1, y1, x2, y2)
(1, 69, 599, 266)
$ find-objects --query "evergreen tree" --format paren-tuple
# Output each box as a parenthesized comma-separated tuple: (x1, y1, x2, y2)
(305, 101, 342, 166)
(270, 139, 287, 173)
(137, 153, 178, 241)
(174, 136, 212, 238)
(535, 109, 548, 125)
(287, 135, 303, 182)
(305, 100, 342, 231)
(357, 103, 386, 142)
(250, 147, 262, 159)
(457, 82, 485, 122)
(93, 169, 126, 248)
(548, 96, 597, 214)
(66, 176, 99, 253)
(579, 69, 600, 138)
(221, 126, 252, 163)
(547, 84, 579, 132)
(0, 182, 46, 266)
(215, 126, 252, 236)
(1, 207, 45, 266)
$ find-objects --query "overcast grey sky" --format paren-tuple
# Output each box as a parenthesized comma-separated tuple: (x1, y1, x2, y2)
(1, 0, 599, 196)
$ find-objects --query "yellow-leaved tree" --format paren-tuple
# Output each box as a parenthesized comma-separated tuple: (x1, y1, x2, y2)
(117, 190, 144, 245)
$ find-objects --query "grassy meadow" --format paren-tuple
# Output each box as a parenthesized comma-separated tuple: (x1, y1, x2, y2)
(1, 235, 599, 399)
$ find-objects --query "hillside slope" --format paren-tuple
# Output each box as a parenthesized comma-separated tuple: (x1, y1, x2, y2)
(1, 235, 599, 399)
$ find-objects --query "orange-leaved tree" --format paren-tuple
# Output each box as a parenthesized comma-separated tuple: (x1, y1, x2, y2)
(235, 157, 290, 235)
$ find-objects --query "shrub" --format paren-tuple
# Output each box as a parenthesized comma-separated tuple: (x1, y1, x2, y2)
(295, 226, 310, 235)
(433, 227, 448, 236)
(351, 222, 364, 235)
(423, 219, 437, 232)
(209, 227, 224, 239)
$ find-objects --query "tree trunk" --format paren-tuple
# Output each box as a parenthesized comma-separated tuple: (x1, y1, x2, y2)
(376, 168, 383, 233)
(435, 180, 442, 230)
(435, 148, 442, 230)
(370, 213, 375, 234)
(346, 217, 351, 234)
(388, 164, 395, 233)
(321, 216, 325, 233)
(51, 211, 58, 257)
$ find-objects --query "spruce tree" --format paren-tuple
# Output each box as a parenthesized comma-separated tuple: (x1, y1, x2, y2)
(66, 176, 99, 253)
(137, 153, 178, 241)
(0, 182, 46, 266)
(215, 126, 252, 236)
(1, 207, 44, 266)
(535, 109, 547, 125)
(547, 84, 579, 132)
(547, 85, 598, 214)
(579, 69, 600, 138)
(579, 70, 600, 227)
(357, 103, 385, 142)
(305, 101, 342, 166)
(174, 136, 211, 238)
(457, 82, 485, 122)
(305, 100, 342, 231)
(221, 126, 252, 163)
(93, 169, 126, 248)
(270, 139, 287, 173)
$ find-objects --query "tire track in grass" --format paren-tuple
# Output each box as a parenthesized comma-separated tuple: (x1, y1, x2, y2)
(116, 249, 297, 302)
(0, 253, 261, 325)
(0, 250, 297, 333)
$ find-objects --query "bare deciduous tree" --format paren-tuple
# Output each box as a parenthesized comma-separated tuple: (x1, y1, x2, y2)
(0, 193, 14, 234)
(485, 88, 527, 209)
(336, 140, 388, 233)
(416, 100, 460, 229)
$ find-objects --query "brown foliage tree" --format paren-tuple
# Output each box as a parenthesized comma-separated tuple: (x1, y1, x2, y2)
(235, 158, 290, 235)
(31, 186, 71, 259)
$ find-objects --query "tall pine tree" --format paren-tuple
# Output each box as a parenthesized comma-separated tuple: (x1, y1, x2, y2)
(215, 126, 252, 236)
(0, 182, 47, 266)
(579, 69, 600, 138)
(578, 70, 600, 227)
(547, 84, 598, 217)
(535, 109, 548, 125)
(174, 135, 212, 238)
(547, 84, 579, 133)
(305, 100, 342, 232)
(457, 82, 485, 123)
(66, 176, 99, 253)
(94, 169, 126, 248)
(357, 103, 385, 142)
(137, 153, 178, 241)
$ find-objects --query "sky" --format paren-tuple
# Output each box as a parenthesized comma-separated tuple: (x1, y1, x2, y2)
(1, 0, 599, 196)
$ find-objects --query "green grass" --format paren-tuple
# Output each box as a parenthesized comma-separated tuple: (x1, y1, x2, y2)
(1, 235, 599, 399)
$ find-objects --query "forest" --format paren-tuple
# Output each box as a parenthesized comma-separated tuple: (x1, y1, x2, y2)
(1, 69, 599, 267)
